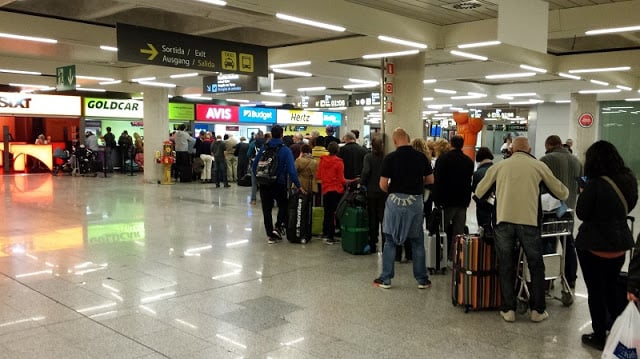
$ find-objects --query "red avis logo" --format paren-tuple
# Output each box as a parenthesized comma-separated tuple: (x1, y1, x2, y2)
(206, 107, 232, 120)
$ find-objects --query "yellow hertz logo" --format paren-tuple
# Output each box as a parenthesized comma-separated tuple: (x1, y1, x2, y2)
(140, 43, 158, 60)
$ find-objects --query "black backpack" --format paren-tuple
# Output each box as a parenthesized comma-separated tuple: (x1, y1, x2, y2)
(255, 144, 282, 185)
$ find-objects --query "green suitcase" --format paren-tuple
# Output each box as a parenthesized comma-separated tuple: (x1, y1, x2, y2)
(340, 206, 370, 254)
(311, 206, 324, 236)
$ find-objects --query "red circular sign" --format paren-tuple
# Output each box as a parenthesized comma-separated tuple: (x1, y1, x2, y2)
(578, 113, 594, 128)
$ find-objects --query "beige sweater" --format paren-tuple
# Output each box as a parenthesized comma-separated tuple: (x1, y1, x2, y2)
(475, 152, 569, 227)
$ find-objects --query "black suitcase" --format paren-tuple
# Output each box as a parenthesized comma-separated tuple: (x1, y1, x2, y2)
(237, 173, 252, 187)
(287, 190, 312, 243)
(179, 163, 192, 182)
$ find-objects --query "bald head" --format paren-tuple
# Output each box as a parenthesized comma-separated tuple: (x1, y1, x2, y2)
(392, 128, 410, 147)
(511, 136, 530, 153)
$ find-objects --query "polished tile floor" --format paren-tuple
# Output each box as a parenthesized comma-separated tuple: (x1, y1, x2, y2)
(0, 173, 630, 358)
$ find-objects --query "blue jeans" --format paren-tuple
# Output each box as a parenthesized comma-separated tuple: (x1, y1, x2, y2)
(379, 233, 428, 285)
(494, 223, 546, 313)
(250, 171, 258, 201)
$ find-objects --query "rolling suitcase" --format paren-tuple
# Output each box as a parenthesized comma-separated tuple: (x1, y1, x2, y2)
(286, 190, 312, 244)
(340, 206, 369, 254)
(311, 206, 324, 236)
(425, 230, 447, 274)
(452, 234, 501, 312)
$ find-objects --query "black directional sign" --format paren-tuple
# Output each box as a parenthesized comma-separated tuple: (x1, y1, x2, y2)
(116, 23, 268, 76)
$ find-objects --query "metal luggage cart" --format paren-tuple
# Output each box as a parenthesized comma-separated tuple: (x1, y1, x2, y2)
(516, 213, 575, 314)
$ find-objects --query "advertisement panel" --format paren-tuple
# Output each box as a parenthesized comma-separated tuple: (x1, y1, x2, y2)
(0, 92, 81, 116)
(84, 98, 144, 118)
(195, 104, 239, 123)
(239, 107, 276, 124)
(322, 112, 343, 126)
(276, 110, 324, 125)
(168, 103, 194, 121)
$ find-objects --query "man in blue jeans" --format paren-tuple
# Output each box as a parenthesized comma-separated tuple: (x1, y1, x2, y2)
(373, 128, 434, 289)
(475, 137, 568, 323)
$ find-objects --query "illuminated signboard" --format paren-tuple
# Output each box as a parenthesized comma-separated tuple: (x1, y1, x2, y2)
(239, 107, 276, 124)
(322, 112, 343, 126)
(0, 92, 81, 116)
(276, 109, 324, 125)
(203, 74, 258, 94)
(85, 98, 144, 118)
(195, 104, 239, 123)
(168, 103, 194, 121)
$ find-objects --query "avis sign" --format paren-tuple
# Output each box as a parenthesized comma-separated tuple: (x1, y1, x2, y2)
(195, 104, 239, 123)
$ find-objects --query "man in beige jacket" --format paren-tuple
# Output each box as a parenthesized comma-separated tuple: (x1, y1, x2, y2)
(475, 137, 568, 323)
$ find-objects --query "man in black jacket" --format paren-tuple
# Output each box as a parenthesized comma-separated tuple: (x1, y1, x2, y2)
(338, 132, 367, 180)
(432, 135, 474, 258)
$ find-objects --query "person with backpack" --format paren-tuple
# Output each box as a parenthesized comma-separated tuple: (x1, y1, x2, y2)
(247, 131, 266, 205)
(252, 125, 304, 244)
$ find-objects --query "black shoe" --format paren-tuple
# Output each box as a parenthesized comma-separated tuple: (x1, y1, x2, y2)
(569, 281, 576, 289)
(216, 184, 221, 188)
(581, 333, 606, 351)
(224, 184, 231, 188)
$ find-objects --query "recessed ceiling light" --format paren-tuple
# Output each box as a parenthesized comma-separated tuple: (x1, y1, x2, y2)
(297, 87, 326, 92)
(270, 61, 311, 69)
(77, 88, 107, 93)
(617, 85, 633, 91)
(276, 13, 345, 32)
(555, 100, 571, 104)
(422, 97, 434, 101)
(9, 83, 51, 89)
(137, 81, 176, 88)
(99, 80, 122, 85)
(262, 101, 283, 106)
(625, 98, 640, 102)
(578, 89, 622, 94)
(586, 25, 640, 35)
(100, 45, 118, 52)
(377, 35, 427, 49)
(451, 94, 487, 100)
(131, 77, 156, 82)
(362, 49, 419, 59)
(170, 73, 199, 79)
(449, 50, 488, 61)
(568, 66, 631, 74)
(77, 75, 115, 82)
(197, 0, 227, 6)
(260, 91, 287, 97)
(498, 92, 537, 97)
(0, 68, 41, 76)
(349, 78, 378, 84)
(558, 72, 581, 80)
(457, 40, 501, 49)
(272, 69, 312, 77)
(0, 32, 57, 44)
(434, 88, 457, 94)
(226, 99, 250, 103)
(343, 83, 378, 89)
(467, 102, 493, 106)
(423, 79, 437, 84)
(485, 72, 536, 79)
(590, 79, 609, 86)
(520, 64, 547, 73)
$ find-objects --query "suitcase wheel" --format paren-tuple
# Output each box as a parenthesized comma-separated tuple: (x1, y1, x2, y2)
(517, 299, 528, 314)
(561, 291, 574, 307)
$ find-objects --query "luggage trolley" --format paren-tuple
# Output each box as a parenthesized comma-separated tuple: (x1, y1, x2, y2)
(516, 212, 575, 313)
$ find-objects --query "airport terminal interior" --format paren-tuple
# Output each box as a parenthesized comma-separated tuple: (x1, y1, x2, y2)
(1, 0, 640, 358)
(2, 173, 638, 358)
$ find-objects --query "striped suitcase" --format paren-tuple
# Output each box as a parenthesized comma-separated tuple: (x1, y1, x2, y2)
(451, 234, 501, 312)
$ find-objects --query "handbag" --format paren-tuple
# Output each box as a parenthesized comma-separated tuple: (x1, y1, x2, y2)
(602, 301, 640, 358)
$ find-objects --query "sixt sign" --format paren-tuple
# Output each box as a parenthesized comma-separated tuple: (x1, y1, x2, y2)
(0, 97, 31, 108)
(239, 107, 276, 124)
(0, 92, 81, 116)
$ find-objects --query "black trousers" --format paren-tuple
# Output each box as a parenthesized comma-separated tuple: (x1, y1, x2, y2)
(323, 191, 341, 240)
(367, 191, 387, 250)
(259, 183, 288, 236)
(577, 249, 625, 336)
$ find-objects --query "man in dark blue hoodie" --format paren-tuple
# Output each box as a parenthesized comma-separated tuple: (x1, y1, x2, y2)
(252, 125, 303, 243)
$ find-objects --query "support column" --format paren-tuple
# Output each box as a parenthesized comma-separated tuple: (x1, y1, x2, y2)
(143, 87, 169, 184)
(382, 53, 425, 153)
(569, 93, 598, 160)
(345, 107, 365, 144)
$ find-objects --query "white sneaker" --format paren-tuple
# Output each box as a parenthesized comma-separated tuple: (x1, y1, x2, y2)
(530, 310, 549, 322)
(500, 310, 516, 322)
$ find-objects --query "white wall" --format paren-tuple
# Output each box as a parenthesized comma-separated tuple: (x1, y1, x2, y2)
(532, 103, 570, 158)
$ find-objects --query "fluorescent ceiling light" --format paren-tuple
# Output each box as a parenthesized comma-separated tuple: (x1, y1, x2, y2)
(377, 35, 427, 49)
(170, 73, 199, 79)
(226, 99, 250, 103)
(77, 75, 115, 82)
(451, 94, 487, 100)
(555, 100, 571, 104)
(276, 13, 345, 32)
(0, 32, 57, 44)
(131, 77, 156, 82)
(137, 81, 176, 88)
(197, 0, 227, 5)
(328, 107, 347, 111)
(578, 89, 621, 94)
(349, 78, 377, 84)
(586, 25, 640, 35)
(260, 91, 287, 97)
(558, 72, 581, 80)
(183, 94, 204, 98)
(520, 64, 547, 73)
(262, 101, 282, 106)
(343, 83, 378, 89)
(77, 88, 107, 93)
(422, 97, 434, 101)
(99, 80, 122, 85)
(457, 40, 501, 48)
(0, 68, 41, 75)
(568, 66, 631, 74)
(297, 87, 326, 92)
(270, 61, 311, 69)
(99, 45, 118, 52)
(427, 104, 452, 109)
(625, 98, 640, 102)
(9, 83, 51, 89)
(362, 49, 419, 59)
(617, 85, 633, 91)
(485, 72, 536, 79)
(423, 79, 437, 84)
(590, 79, 609, 86)
(467, 102, 493, 106)
(498, 92, 537, 97)
(608, 106, 633, 109)
(434, 88, 456, 94)
(450, 50, 488, 61)
(272, 69, 312, 77)
(509, 100, 544, 105)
